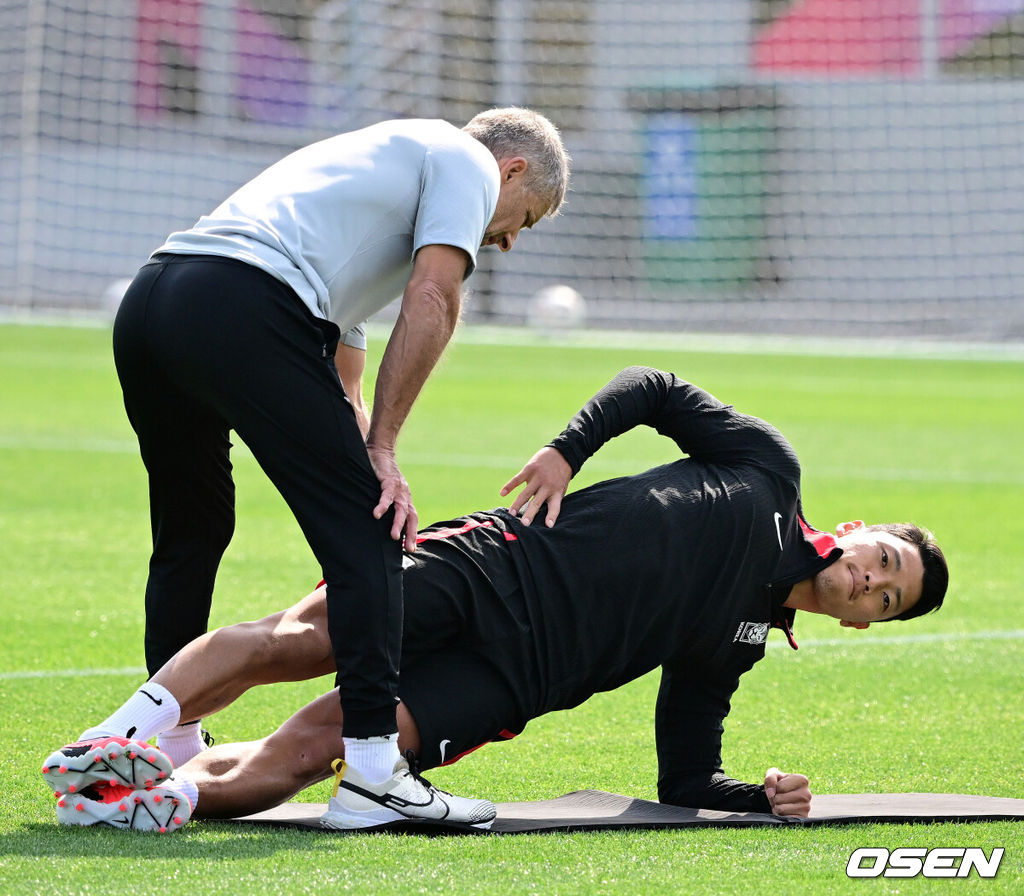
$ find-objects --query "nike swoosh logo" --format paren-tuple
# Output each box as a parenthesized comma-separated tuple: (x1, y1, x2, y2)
(774, 512, 784, 551)
(439, 739, 451, 764)
(341, 778, 451, 819)
(139, 688, 163, 706)
(387, 795, 446, 817)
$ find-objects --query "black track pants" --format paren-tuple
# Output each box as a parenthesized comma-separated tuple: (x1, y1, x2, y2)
(112, 254, 401, 736)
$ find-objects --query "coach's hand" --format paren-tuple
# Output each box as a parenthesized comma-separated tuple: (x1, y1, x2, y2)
(764, 767, 811, 817)
(501, 446, 572, 527)
(366, 443, 419, 550)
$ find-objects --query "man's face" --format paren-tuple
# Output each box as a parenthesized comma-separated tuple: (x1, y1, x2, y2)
(813, 526, 925, 624)
(481, 157, 550, 253)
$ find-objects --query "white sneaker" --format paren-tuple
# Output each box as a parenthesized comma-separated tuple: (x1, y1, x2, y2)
(55, 782, 193, 833)
(320, 757, 496, 830)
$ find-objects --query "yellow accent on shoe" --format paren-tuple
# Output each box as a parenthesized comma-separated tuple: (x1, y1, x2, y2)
(330, 758, 347, 798)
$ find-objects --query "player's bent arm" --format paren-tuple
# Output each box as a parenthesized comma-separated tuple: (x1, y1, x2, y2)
(505, 366, 681, 525)
(366, 243, 467, 546)
(335, 342, 370, 439)
(545, 366, 796, 483)
(655, 664, 774, 814)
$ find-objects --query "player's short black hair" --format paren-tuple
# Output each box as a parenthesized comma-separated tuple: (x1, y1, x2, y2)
(866, 523, 948, 621)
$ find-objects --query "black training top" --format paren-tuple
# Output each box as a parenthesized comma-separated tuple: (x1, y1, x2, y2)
(460, 367, 841, 812)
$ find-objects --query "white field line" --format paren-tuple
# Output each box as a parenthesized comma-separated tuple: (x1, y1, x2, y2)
(442, 324, 1024, 363)
(767, 629, 1024, 650)
(1, 666, 147, 680)
(3, 432, 1022, 487)
(3, 630, 1023, 681)
(0, 433, 139, 454)
(5, 314, 1024, 362)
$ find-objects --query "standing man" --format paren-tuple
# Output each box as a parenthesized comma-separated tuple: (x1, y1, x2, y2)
(105, 108, 570, 822)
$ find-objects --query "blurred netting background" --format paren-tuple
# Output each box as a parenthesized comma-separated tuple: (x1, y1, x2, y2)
(2, 0, 1024, 339)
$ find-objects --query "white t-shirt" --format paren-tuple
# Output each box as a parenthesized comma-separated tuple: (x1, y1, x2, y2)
(155, 119, 500, 349)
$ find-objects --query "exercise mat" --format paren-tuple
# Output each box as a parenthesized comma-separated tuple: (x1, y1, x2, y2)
(216, 789, 1024, 835)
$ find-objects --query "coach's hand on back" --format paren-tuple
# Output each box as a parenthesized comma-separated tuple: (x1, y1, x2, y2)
(764, 767, 812, 817)
(501, 446, 572, 527)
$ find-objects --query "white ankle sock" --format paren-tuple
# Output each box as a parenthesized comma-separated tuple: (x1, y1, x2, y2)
(80, 681, 180, 744)
(157, 721, 208, 767)
(168, 775, 199, 811)
(343, 734, 401, 784)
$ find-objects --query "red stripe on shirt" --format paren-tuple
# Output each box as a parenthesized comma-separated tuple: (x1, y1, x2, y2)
(414, 518, 518, 543)
(415, 519, 494, 543)
(798, 515, 838, 558)
(439, 729, 520, 767)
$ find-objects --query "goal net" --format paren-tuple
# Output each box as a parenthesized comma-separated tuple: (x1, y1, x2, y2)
(2, 0, 1023, 339)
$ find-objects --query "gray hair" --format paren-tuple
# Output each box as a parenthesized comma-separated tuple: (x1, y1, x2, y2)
(463, 107, 571, 217)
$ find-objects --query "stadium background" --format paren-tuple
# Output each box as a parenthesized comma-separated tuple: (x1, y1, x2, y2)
(2, 0, 1023, 340)
(3, 5, 1024, 888)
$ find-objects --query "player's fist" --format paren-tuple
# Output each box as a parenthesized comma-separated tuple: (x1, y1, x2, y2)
(764, 767, 811, 817)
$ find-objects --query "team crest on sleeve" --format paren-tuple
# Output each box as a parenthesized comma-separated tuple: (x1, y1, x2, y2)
(733, 621, 769, 645)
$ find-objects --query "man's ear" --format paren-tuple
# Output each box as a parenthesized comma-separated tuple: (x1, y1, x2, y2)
(835, 520, 865, 537)
(840, 619, 870, 630)
(498, 156, 528, 182)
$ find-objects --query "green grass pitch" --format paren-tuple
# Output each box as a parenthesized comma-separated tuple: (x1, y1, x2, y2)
(1, 321, 1022, 894)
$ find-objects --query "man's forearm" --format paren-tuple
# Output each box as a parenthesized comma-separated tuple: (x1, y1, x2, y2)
(334, 343, 370, 439)
(367, 286, 460, 449)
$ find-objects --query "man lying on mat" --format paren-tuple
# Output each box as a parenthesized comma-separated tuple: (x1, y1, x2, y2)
(42, 366, 948, 832)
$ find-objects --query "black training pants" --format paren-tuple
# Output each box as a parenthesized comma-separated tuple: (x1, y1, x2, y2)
(112, 254, 402, 737)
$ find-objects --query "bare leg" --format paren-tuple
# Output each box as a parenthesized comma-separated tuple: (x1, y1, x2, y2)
(180, 691, 422, 818)
(152, 587, 335, 723)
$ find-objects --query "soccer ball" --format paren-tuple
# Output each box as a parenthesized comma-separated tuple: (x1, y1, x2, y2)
(526, 284, 586, 332)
